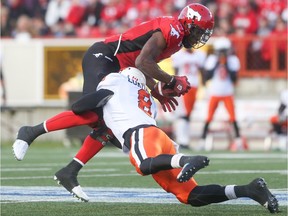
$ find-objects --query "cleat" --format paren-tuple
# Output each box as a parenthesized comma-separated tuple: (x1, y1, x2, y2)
(12, 140, 29, 161)
(247, 178, 279, 213)
(54, 167, 89, 202)
(12, 126, 36, 161)
(72, 186, 89, 202)
(177, 156, 209, 183)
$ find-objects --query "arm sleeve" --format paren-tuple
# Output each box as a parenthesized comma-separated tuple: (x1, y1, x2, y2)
(71, 89, 114, 114)
(203, 55, 217, 83)
(226, 55, 240, 84)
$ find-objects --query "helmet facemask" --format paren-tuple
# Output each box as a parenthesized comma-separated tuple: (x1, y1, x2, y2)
(182, 24, 213, 49)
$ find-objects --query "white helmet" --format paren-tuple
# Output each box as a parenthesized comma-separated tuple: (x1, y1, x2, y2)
(213, 37, 231, 51)
(120, 67, 146, 85)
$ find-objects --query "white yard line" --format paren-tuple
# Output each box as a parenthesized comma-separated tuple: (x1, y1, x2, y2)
(1, 169, 286, 180)
(1, 186, 287, 206)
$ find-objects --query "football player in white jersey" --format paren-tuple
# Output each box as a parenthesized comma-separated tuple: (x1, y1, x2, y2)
(171, 48, 206, 149)
(267, 89, 288, 150)
(55, 67, 278, 213)
(200, 37, 246, 151)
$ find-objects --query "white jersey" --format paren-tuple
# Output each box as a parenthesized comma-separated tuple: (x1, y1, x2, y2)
(204, 54, 240, 96)
(97, 73, 157, 146)
(171, 49, 206, 88)
(280, 89, 288, 117)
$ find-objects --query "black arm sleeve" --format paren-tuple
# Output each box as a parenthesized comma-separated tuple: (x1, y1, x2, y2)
(278, 103, 286, 115)
(202, 69, 214, 84)
(228, 70, 238, 83)
(71, 89, 114, 114)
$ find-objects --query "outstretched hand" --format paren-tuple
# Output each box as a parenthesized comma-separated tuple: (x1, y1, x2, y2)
(151, 87, 178, 112)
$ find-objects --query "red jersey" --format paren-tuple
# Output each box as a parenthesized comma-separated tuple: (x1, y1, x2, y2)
(104, 16, 185, 69)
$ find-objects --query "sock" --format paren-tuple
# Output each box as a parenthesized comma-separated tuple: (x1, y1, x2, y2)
(202, 122, 210, 139)
(45, 111, 98, 132)
(66, 159, 83, 174)
(171, 154, 184, 168)
(224, 185, 237, 199)
(232, 121, 240, 137)
(26, 123, 46, 144)
(234, 184, 250, 198)
(74, 135, 104, 164)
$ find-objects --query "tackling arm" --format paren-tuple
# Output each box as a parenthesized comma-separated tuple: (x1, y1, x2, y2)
(71, 89, 114, 114)
(135, 31, 172, 84)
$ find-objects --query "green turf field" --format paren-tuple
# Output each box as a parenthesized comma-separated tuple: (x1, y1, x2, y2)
(1, 141, 287, 216)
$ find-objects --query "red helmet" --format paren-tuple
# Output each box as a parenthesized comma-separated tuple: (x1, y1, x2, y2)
(178, 3, 214, 49)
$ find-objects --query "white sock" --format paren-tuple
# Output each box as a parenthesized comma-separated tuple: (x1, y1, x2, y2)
(225, 185, 237, 200)
(43, 121, 49, 132)
(171, 153, 184, 168)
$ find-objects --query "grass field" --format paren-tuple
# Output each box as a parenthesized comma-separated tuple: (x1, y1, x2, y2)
(1, 141, 287, 216)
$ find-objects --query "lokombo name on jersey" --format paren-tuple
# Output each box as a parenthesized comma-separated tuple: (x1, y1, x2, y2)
(126, 75, 147, 91)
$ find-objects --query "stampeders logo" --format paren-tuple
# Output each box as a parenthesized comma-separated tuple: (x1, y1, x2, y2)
(170, 24, 180, 39)
(186, 7, 201, 21)
(93, 53, 103, 58)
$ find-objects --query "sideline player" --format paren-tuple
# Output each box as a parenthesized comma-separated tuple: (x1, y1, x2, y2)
(56, 67, 278, 213)
(171, 48, 206, 149)
(200, 37, 245, 151)
(13, 3, 214, 199)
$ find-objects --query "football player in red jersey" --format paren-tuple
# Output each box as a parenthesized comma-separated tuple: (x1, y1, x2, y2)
(13, 3, 214, 199)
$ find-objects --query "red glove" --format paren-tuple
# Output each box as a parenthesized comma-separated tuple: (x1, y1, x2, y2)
(159, 76, 191, 97)
(151, 87, 178, 112)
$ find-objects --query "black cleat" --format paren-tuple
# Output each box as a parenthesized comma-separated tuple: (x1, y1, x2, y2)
(248, 178, 279, 213)
(54, 167, 89, 202)
(177, 156, 209, 183)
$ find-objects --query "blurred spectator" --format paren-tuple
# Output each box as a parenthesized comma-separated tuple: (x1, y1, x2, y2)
(214, 18, 233, 36)
(261, 17, 287, 70)
(256, 0, 286, 28)
(133, 1, 151, 25)
(45, 0, 71, 27)
(162, 0, 178, 17)
(4, 0, 27, 28)
(21, 0, 47, 19)
(149, 0, 165, 18)
(1, 5, 11, 37)
(82, 0, 104, 27)
(100, 0, 126, 28)
(66, 0, 86, 27)
(232, 1, 258, 34)
(12, 14, 32, 41)
(44, 0, 76, 37)
(248, 16, 271, 69)
(31, 16, 50, 37)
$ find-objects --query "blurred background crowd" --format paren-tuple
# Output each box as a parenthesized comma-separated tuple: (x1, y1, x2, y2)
(1, 0, 287, 40)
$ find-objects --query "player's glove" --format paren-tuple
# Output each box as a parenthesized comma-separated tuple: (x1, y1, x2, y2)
(151, 87, 178, 112)
(156, 76, 191, 97)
